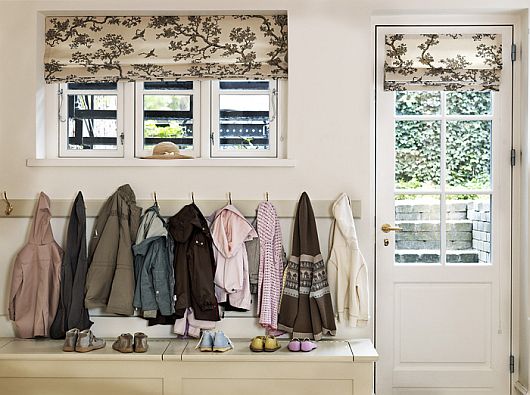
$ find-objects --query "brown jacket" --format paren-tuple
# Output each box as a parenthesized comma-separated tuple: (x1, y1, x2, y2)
(168, 203, 220, 322)
(9, 192, 63, 338)
(85, 184, 142, 315)
(278, 192, 337, 340)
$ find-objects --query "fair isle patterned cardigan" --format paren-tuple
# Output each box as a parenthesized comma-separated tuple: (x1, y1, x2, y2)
(278, 192, 337, 340)
(256, 202, 284, 332)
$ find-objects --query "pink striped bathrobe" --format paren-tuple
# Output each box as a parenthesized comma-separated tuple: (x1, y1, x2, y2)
(256, 202, 284, 331)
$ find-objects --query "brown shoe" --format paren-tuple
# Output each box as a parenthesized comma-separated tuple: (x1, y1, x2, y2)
(134, 332, 148, 353)
(112, 333, 133, 353)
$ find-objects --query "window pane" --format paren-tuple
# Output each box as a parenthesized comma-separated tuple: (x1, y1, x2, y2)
(446, 194, 491, 264)
(446, 120, 491, 189)
(395, 195, 440, 264)
(395, 120, 441, 189)
(67, 82, 117, 90)
(144, 81, 193, 90)
(446, 92, 492, 115)
(67, 94, 117, 150)
(143, 94, 193, 151)
(218, 94, 270, 151)
(395, 92, 441, 115)
(220, 80, 270, 90)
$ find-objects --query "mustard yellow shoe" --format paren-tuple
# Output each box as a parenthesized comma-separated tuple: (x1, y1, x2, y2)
(249, 336, 266, 352)
(264, 335, 281, 352)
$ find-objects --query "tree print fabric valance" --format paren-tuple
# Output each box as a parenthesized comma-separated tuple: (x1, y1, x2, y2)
(384, 34, 502, 91)
(44, 15, 288, 83)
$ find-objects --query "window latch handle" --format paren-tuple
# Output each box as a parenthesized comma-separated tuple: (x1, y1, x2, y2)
(120, 132, 125, 145)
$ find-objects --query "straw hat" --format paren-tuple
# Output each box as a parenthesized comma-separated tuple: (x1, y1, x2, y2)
(141, 142, 193, 159)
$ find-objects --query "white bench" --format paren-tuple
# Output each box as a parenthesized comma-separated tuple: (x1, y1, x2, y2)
(0, 338, 377, 395)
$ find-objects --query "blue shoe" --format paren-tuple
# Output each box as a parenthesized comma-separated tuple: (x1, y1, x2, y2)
(213, 331, 233, 352)
(195, 331, 214, 352)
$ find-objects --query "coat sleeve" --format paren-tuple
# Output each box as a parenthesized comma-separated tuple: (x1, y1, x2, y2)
(8, 257, 23, 321)
(352, 251, 369, 328)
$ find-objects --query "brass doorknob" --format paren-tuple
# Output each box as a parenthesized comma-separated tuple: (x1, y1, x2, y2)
(381, 223, 402, 233)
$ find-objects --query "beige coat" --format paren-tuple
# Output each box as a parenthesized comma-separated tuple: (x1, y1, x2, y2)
(85, 184, 141, 315)
(328, 193, 369, 327)
(9, 192, 63, 338)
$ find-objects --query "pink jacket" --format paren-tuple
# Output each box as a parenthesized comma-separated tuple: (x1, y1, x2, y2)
(9, 192, 63, 338)
(211, 205, 257, 310)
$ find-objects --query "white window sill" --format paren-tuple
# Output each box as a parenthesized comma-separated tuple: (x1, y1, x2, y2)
(26, 158, 297, 168)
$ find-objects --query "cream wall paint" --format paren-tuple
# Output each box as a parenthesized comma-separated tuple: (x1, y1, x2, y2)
(0, 0, 528, 372)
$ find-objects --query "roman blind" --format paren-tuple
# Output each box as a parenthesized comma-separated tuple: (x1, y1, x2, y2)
(44, 15, 288, 83)
(384, 33, 502, 91)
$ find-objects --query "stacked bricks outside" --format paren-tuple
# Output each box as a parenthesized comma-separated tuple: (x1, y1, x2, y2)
(394, 200, 490, 264)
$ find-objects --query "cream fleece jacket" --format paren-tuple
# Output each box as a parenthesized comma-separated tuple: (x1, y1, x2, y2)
(327, 193, 369, 327)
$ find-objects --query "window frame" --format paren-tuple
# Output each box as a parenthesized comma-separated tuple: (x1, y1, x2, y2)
(54, 79, 286, 161)
(210, 79, 279, 158)
(134, 81, 200, 159)
(58, 82, 125, 158)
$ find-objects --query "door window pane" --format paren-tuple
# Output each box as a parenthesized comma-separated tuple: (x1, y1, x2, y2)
(395, 195, 440, 264)
(67, 94, 117, 150)
(446, 91, 492, 115)
(395, 121, 441, 189)
(446, 194, 491, 264)
(143, 94, 193, 151)
(446, 120, 491, 189)
(395, 92, 441, 115)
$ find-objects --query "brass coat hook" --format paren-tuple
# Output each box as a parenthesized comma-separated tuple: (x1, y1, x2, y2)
(228, 192, 232, 205)
(3, 191, 13, 216)
(266, 192, 269, 201)
(153, 192, 158, 206)
(191, 192, 195, 203)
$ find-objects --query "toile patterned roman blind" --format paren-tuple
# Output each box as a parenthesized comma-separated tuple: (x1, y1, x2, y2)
(384, 33, 502, 91)
(44, 15, 288, 83)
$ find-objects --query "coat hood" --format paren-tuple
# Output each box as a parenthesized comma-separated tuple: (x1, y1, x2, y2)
(29, 192, 55, 245)
(136, 204, 167, 244)
(256, 202, 279, 244)
(332, 193, 359, 249)
(169, 203, 207, 243)
(291, 192, 321, 257)
(211, 205, 257, 259)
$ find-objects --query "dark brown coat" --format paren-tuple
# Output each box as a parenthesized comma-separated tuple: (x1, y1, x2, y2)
(278, 192, 336, 340)
(168, 203, 220, 322)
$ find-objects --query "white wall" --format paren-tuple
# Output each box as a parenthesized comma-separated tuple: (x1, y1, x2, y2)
(0, 0, 528, 357)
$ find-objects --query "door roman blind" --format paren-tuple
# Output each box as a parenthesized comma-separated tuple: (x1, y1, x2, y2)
(44, 15, 288, 83)
(384, 33, 502, 91)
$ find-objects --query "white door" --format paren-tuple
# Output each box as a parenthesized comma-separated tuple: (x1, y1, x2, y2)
(375, 26, 513, 395)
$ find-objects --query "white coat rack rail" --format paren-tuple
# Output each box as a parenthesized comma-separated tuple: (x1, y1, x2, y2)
(0, 199, 361, 219)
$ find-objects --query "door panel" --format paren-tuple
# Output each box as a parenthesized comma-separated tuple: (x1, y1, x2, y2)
(375, 25, 512, 395)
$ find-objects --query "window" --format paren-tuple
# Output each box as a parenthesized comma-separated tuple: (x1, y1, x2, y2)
(393, 90, 494, 264)
(57, 79, 284, 159)
(59, 82, 123, 157)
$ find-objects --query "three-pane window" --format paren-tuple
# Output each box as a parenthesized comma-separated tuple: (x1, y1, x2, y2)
(58, 80, 281, 159)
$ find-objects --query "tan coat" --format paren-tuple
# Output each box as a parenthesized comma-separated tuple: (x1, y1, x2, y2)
(9, 192, 63, 338)
(85, 184, 141, 315)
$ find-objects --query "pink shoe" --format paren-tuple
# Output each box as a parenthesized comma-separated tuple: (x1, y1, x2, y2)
(288, 338, 301, 352)
(300, 338, 317, 352)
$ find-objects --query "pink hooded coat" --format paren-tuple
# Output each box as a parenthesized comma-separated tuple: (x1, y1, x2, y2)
(9, 192, 63, 338)
(211, 205, 257, 310)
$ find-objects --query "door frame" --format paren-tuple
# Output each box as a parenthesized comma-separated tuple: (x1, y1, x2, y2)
(371, 14, 523, 394)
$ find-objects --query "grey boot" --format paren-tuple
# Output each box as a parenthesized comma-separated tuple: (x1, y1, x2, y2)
(62, 328, 79, 352)
(76, 329, 106, 353)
